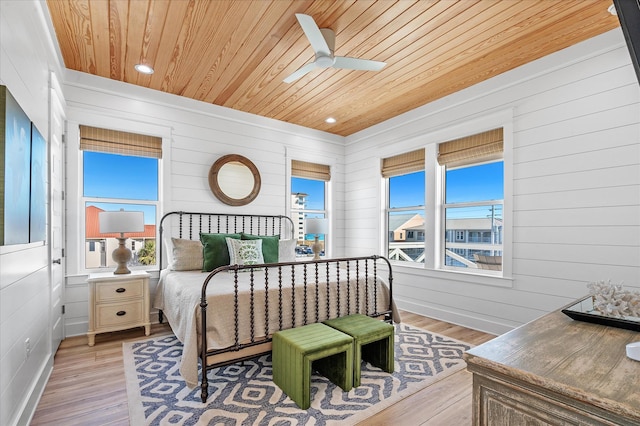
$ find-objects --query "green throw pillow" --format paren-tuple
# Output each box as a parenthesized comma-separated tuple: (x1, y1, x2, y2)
(241, 233, 280, 263)
(200, 233, 241, 272)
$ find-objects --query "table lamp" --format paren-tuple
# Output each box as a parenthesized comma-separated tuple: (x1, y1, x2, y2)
(99, 209, 144, 274)
(306, 218, 327, 260)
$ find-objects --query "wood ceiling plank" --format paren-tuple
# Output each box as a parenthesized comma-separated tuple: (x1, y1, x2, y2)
(205, 0, 300, 103)
(46, 0, 619, 136)
(287, 0, 581, 133)
(158, 0, 219, 94)
(240, 2, 429, 116)
(145, 0, 192, 92)
(87, 0, 110, 78)
(334, 2, 618, 136)
(47, 0, 94, 72)
(257, 0, 449, 122)
(273, 0, 495, 126)
(239, 0, 412, 116)
(218, 0, 360, 109)
(131, 0, 171, 87)
(169, 0, 234, 97)
(122, 0, 151, 84)
(181, 0, 257, 101)
(108, 0, 130, 80)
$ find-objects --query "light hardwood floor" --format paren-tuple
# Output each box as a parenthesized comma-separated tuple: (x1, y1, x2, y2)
(30, 311, 495, 425)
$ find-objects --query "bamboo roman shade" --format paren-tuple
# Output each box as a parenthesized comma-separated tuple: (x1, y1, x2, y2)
(437, 128, 503, 168)
(381, 149, 425, 178)
(291, 160, 331, 181)
(79, 125, 162, 158)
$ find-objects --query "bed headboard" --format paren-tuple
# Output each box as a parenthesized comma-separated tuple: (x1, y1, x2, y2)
(159, 211, 295, 270)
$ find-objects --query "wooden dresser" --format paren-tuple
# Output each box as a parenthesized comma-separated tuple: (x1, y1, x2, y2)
(87, 270, 151, 346)
(465, 307, 640, 426)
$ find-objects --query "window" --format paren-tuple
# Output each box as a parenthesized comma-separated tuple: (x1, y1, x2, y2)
(81, 125, 161, 270)
(439, 128, 504, 274)
(291, 160, 330, 258)
(383, 149, 425, 264)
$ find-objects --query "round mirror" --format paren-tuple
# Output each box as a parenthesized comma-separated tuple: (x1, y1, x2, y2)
(208, 154, 261, 206)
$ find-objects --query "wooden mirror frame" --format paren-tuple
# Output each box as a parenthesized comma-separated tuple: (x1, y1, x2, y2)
(208, 154, 261, 206)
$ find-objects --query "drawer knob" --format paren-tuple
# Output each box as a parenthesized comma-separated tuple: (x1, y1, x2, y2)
(116, 288, 126, 293)
(116, 311, 126, 316)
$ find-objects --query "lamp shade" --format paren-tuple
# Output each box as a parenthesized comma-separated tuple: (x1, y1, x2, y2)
(306, 218, 327, 235)
(99, 210, 144, 234)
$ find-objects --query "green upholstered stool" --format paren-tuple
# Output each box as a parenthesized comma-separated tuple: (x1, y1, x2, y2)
(323, 314, 394, 387)
(272, 322, 354, 409)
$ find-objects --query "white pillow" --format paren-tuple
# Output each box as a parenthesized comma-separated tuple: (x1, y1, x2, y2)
(170, 238, 203, 271)
(279, 239, 296, 262)
(226, 237, 264, 266)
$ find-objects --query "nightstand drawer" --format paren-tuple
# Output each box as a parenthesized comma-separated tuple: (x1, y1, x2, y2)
(96, 300, 145, 329)
(95, 279, 144, 303)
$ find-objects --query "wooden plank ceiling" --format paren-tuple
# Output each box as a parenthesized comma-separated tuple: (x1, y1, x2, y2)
(46, 0, 620, 136)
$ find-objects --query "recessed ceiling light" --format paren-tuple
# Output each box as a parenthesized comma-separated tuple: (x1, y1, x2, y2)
(325, 117, 336, 124)
(607, 4, 617, 15)
(134, 64, 154, 74)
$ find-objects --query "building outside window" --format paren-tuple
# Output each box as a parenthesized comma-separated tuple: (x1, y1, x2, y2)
(81, 125, 160, 271)
(291, 160, 330, 258)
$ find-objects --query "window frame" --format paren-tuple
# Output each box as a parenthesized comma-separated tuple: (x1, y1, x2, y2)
(290, 175, 330, 258)
(381, 110, 513, 285)
(439, 159, 504, 276)
(384, 169, 426, 265)
(81, 152, 161, 273)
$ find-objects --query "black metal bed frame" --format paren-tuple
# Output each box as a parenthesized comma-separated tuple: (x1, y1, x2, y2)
(159, 211, 394, 402)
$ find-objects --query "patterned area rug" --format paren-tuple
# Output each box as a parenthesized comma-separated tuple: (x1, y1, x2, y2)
(123, 323, 471, 425)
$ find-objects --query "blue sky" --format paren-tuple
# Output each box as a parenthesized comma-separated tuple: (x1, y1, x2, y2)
(390, 161, 504, 208)
(85, 152, 503, 225)
(292, 177, 325, 210)
(84, 152, 158, 224)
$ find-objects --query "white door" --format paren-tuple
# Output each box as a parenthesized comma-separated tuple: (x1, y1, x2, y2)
(49, 72, 66, 352)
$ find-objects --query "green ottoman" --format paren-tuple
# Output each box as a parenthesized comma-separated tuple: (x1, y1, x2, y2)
(323, 314, 394, 387)
(272, 323, 354, 409)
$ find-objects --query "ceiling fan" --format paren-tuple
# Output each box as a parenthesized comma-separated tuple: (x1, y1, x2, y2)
(283, 14, 386, 83)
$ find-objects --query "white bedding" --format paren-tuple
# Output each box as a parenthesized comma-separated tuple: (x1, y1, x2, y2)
(153, 264, 394, 388)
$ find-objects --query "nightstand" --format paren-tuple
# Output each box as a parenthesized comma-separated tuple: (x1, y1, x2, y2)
(87, 270, 151, 346)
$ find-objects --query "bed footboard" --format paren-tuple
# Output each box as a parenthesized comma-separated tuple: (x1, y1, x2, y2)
(198, 255, 393, 402)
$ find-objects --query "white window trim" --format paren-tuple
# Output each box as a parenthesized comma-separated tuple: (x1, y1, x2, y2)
(384, 109, 514, 287)
(65, 115, 171, 276)
(287, 157, 333, 258)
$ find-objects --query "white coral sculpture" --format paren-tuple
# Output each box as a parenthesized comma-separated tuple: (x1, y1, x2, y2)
(587, 280, 640, 318)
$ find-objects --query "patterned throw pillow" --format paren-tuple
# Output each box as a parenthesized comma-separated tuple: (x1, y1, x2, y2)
(226, 237, 264, 266)
(240, 233, 279, 263)
(170, 238, 203, 271)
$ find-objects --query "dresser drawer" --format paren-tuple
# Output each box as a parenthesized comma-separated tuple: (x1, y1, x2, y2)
(95, 300, 145, 329)
(95, 279, 144, 303)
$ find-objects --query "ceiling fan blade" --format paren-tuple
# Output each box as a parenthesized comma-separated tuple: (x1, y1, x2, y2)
(334, 56, 386, 72)
(283, 62, 317, 83)
(295, 14, 331, 56)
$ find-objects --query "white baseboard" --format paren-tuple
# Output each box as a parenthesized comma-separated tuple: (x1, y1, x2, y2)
(13, 355, 53, 426)
(397, 299, 514, 336)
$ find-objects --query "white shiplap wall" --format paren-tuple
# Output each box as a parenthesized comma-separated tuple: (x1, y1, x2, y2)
(344, 28, 640, 335)
(0, 1, 65, 425)
(62, 70, 346, 335)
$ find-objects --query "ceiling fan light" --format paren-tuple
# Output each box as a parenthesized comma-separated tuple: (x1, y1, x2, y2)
(134, 63, 154, 74)
(315, 55, 335, 68)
